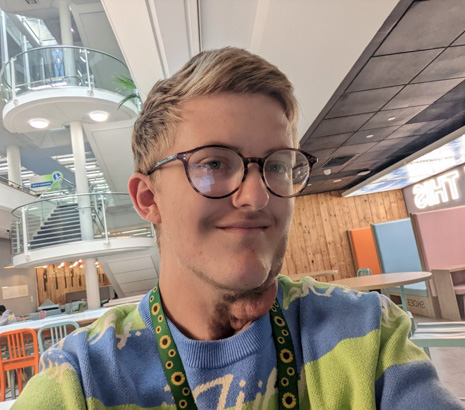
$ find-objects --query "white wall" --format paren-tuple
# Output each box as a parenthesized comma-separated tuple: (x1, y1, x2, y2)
(0, 239, 38, 315)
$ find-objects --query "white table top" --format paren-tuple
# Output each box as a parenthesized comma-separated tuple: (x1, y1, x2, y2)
(103, 294, 144, 307)
(0, 307, 109, 334)
(287, 270, 338, 281)
(0, 400, 15, 409)
(330, 271, 432, 291)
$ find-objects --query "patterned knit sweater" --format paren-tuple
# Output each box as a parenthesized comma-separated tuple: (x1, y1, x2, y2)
(14, 276, 464, 409)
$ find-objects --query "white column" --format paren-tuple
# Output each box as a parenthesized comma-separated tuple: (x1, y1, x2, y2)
(70, 121, 99, 309)
(57, 0, 73, 46)
(6, 145, 22, 188)
(56, 0, 77, 85)
(83, 258, 100, 310)
(1, 11, 8, 65)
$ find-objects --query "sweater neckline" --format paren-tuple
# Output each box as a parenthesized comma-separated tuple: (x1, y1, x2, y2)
(139, 292, 272, 369)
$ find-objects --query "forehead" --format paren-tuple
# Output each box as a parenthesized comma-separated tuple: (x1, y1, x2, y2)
(172, 93, 292, 154)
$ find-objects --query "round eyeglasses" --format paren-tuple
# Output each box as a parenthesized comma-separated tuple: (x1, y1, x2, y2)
(146, 145, 318, 199)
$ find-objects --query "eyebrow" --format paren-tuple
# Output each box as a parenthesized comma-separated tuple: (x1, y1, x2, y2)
(200, 142, 295, 156)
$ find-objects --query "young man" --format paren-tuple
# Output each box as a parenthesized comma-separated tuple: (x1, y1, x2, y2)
(0, 305, 16, 326)
(15, 48, 463, 409)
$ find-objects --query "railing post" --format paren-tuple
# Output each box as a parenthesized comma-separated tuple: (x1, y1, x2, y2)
(15, 220, 20, 254)
(150, 223, 156, 238)
(100, 194, 109, 245)
(10, 57, 16, 102)
(21, 206, 29, 256)
(84, 49, 93, 95)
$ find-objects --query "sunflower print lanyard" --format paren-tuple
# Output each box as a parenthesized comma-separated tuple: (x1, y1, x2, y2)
(149, 285, 300, 409)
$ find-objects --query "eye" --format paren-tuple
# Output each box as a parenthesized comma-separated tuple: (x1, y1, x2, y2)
(266, 161, 289, 174)
(202, 159, 223, 170)
(197, 156, 231, 171)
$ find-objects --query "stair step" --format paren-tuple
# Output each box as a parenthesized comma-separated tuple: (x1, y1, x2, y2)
(30, 236, 82, 249)
(36, 223, 81, 233)
(33, 228, 82, 240)
(44, 216, 80, 223)
(31, 233, 82, 244)
(48, 211, 79, 218)
(44, 217, 80, 226)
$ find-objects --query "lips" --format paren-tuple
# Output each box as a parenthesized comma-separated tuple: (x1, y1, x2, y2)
(217, 219, 272, 230)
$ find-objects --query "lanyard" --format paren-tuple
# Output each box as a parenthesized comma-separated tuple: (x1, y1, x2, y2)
(149, 285, 300, 409)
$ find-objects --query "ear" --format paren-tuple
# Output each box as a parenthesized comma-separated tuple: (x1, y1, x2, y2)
(128, 173, 162, 224)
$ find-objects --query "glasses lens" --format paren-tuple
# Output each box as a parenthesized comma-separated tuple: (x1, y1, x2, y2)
(187, 147, 244, 197)
(263, 150, 310, 197)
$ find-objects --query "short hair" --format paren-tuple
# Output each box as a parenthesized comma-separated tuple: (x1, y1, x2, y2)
(131, 47, 299, 175)
(0, 305, 5, 313)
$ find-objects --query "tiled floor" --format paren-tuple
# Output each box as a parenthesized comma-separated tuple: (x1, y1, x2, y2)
(430, 346, 465, 398)
(414, 315, 465, 399)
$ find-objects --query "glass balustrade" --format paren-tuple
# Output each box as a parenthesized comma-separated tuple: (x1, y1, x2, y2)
(10, 193, 153, 256)
(0, 46, 138, 107)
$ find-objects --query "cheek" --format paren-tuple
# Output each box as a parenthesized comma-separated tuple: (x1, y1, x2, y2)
(276, 199, 294, 230)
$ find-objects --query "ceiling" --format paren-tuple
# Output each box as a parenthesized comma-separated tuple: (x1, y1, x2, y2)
(300, 0, 465, 194)
(0, 0, 464, 199)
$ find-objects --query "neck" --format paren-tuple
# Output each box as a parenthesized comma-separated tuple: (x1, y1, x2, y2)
(158, 269, 278, 341)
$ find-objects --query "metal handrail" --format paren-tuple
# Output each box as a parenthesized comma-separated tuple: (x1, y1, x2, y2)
(3, 45, 126, 74)
(0, 175, 39, 195)
(37, 176, 76, 200)
(0, 45, 135, 106)
(0, 45, 127, 88)
(11, 191, 129, 217)
(10, 192, 151, 257)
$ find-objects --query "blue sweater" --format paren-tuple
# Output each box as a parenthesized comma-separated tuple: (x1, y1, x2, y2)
(14, 276, 464, 409)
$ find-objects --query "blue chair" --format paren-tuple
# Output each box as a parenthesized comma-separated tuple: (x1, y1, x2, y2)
(37, 320, 80, 353)
(357, 268, 372, 277)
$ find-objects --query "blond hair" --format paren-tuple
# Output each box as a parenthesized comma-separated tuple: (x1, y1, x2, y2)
(131, 47, 299, 175)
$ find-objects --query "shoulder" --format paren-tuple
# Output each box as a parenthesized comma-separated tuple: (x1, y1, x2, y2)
(41, 302, 149, 369)
(278, 274, 382, 311)
(277, 274, 386, 334)
(85, 303, 146, 339)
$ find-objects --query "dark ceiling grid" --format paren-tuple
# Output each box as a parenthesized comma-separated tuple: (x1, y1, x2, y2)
(301, 0, 465, 196)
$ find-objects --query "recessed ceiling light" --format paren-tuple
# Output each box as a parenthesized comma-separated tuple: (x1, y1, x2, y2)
(89, 111, 109, 122)
(333, 179, 342, 183)
(357, 170, 371, 176)
(366, 134, 374, 139)
(323, 169, 332, 175)
(28, 118, 50, 129)
(387, 116, 396, 121)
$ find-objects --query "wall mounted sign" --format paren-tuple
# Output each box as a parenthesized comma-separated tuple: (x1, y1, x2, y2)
(30, 170, 63, 192)
(2, 285, 29, 300)
(403, 165, 465, 213)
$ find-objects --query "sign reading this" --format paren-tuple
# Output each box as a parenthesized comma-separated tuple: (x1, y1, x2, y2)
(404, 165, 465, 213)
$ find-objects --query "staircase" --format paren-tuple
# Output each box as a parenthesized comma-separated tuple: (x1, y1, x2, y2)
(30, 204, 82, 250)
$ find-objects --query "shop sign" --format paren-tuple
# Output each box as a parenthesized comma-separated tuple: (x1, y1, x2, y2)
(411, 167, 464, 210)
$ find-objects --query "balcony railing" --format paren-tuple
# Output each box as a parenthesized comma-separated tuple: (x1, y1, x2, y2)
(10, 192, 154, 256)
(0, 45, 139, 107)
(0, 175, 39, 196)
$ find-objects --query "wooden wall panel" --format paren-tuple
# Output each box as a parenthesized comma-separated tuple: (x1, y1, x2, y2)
(36, 265, 111, 306)
(282, 189, 408, 279)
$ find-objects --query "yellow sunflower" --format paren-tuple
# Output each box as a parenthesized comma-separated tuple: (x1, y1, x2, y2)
(280, 348, 293, 363)
(282, 393, 297, 408)
(159, 335, 171, 349)
(171, 372, 186, 386)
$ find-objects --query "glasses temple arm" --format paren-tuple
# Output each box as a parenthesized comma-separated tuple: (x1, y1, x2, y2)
(147, 154, 178, 175)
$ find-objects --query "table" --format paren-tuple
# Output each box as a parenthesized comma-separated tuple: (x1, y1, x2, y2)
(0, 308, 109, 400)
(287, 270, 338, 282)
(330, 272, 432, 312)
(431, 265, 465, 321)
(103, 294, 144, 307)
(0, 308, 109, 335)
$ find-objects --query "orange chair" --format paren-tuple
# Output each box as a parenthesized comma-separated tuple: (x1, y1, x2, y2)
(0, 328, 39, 401)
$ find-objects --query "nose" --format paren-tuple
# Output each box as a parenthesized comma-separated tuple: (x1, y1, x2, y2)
(231, 165, 269, 210)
